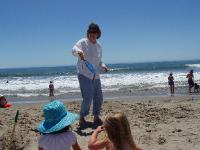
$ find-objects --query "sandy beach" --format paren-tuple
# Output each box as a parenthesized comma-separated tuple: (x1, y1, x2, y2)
(1, 94, 200, 150)
(1, 0, 200, 149)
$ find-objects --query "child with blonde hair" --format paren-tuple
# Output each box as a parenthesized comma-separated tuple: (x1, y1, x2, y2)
(88, 112, 142, 150)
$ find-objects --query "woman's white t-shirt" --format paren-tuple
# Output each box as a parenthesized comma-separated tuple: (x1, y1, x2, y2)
(38, 131, 76, 150)
(72, 38, 105, 80)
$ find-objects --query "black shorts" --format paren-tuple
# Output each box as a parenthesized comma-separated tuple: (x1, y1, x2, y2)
(188, 79, 194, 87)
(168, 81, 174, 86)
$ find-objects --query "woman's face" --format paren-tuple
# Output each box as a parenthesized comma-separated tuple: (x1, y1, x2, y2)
(88, 32, 98, 43)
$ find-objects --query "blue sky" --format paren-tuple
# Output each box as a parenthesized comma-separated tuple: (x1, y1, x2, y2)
(0, 0, 200, 68)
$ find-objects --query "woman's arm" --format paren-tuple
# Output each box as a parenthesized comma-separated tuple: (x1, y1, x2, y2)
(72, 45, 84, 56)
(72, 39, 85, 57)
(98, 46, 109, 72)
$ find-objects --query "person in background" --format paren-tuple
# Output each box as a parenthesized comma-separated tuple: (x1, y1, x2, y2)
(168, 72, 174, 96)
(49, 81, 54, 97)
(88, 112, 142, 150)
(186, 70, 194, 93)
(0, 95, 12, 108)
(37, 100, 81, 150)
(72, 23, 109, 126)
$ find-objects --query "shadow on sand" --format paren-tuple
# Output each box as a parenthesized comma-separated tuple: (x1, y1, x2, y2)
(74, 120, 103, 136)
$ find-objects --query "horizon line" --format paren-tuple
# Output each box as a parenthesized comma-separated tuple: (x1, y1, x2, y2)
(0, 58, 200, 70)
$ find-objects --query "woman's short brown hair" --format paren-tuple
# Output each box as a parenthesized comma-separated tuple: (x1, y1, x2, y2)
(87, 23, 101, 39)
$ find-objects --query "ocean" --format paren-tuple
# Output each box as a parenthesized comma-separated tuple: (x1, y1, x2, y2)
(0, 60, 200, 102)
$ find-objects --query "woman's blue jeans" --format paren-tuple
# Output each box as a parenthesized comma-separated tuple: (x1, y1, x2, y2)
(78, 74, 103, 117)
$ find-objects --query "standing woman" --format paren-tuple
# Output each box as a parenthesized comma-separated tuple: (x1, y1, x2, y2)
(72, 23, 109, 125)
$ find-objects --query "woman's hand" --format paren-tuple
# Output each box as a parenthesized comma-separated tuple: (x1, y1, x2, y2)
(102, 66, 109, 73)
(78, 52, 85, 60)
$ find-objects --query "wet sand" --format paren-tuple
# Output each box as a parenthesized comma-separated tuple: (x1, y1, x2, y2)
(1, 95, 200, 150)
(7, 85, 194, 104)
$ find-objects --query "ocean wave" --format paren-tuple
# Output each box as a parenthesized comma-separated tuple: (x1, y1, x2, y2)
(108, 62, 187, 73)
(185, 64, 200, 68)
(1, 71, 200, 93)
(1, 61, 200, 78)
(109, 67, 130, 71)
(1, 60, 200, 97)
(0, 66, 77, 77)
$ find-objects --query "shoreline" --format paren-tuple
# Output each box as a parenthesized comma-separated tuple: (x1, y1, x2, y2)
(10, 94, 200, 105)
(7, 85, 200, 105)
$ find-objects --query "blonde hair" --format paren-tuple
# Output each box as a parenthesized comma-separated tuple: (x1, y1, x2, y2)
(104, 112, 140, 150)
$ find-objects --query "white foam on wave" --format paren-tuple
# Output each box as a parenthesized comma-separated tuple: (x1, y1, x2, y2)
(109, 67, 130, 71)
(17, 93, 47, 97)
(1, 71, 200, 97)
(100, 72, 200, 88)
(4, 93, 47, 98)
(185, 64, 200, 68)
(0, 75, 79, 91)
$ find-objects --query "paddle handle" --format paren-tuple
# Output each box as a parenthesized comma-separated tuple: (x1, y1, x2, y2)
(9, 110, 19, 150)
(12, 110, 19, 136)
(15, 110, 19, 123)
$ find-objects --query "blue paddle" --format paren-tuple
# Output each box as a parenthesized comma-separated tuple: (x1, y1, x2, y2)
(84, 60, 96, 81)
(79, 53, 96, 81)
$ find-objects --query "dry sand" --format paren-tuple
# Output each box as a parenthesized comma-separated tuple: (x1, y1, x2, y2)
(1, 95, 200, 150)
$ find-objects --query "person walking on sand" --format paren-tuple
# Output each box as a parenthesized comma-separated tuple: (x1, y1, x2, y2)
(168, 72, 174, 96)
(49, 81, 54, 97)
(186, 70, 194, 93)
(37, 100, 81, 150)
(72, 23, 109, 126)
(88, 112, 142, 150)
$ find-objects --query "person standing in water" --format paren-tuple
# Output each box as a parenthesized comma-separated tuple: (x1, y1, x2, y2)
(49, 81, 54, 97)
(72, 23, 109, 126)
(168, 72, 174, 96)
(186, 70, 194, 93)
